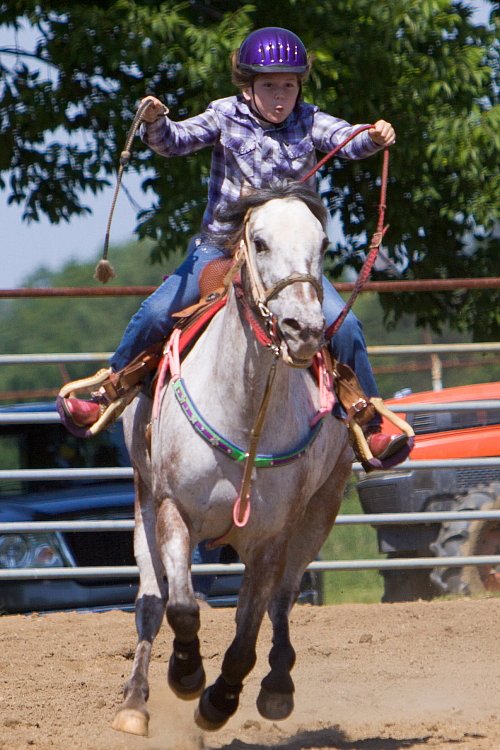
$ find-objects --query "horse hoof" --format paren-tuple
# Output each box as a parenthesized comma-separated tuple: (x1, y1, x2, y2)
(111, 708, 149, 736)
(194, 687, 230, 731)
(256, 686, 294, 720)
(194, 705, 228, 732)
(168, 664, 206, 701)
(194, 708, 227, 732)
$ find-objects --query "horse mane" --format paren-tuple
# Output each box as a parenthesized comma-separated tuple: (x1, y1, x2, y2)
(209, 181, 328, 251)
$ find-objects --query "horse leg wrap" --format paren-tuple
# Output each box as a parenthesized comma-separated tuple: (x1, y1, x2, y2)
(197, 675, 242, 729)
(168, 637, 205, 699)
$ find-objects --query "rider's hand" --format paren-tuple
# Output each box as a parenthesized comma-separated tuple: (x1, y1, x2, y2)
(140, 96, 168, 123)
(369, 119, 396, 147)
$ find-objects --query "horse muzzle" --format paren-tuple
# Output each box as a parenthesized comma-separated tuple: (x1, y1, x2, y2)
(278, 314, 325, 368)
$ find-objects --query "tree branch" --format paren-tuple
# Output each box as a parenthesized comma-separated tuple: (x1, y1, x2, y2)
(0, 47, 59, 70)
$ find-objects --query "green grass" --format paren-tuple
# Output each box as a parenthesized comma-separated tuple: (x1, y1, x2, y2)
(320, 479, 385, 604)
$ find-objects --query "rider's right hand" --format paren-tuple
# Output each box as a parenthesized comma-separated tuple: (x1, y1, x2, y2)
(140, 96, 168, 123)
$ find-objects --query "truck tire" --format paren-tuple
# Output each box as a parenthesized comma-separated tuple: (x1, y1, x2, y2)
(429, 483, 500, 595)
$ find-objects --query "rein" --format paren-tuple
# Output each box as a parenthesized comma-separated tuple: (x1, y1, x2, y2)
(299, 124, 390, 340)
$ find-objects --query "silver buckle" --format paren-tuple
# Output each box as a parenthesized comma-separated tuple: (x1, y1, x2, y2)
(352, 398, 368, 412)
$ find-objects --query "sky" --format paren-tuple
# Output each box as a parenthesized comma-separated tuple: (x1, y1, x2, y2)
(0, 2, 493, 289)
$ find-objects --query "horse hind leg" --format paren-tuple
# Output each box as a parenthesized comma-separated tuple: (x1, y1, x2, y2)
(112, 478, 168, 736)
(112, 595, 166, 736)
(257, 593, 296, 721)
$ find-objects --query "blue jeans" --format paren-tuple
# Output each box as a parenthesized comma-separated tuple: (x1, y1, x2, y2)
(111, 236, 380, 417)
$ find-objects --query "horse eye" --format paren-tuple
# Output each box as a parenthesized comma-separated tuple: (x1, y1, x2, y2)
(320, 237, 330, 255)
(254, 238, 268, 254)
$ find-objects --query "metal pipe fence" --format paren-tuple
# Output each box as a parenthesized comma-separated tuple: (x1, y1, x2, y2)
(1, 375, 499, 583)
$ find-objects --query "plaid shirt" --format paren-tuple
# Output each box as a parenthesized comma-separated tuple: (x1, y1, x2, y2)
(141, 95, 382, 235)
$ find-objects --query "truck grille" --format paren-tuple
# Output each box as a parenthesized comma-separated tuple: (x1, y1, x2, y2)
(455, 467, 500, 493)
(66, 531, 134, 567)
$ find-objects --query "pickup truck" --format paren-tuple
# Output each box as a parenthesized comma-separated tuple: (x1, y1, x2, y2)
(0, 402, 322, 613)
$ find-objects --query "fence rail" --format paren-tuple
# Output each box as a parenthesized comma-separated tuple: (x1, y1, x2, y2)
(1, 342, 500, 367)
(1, 277, 499, 299)
(0, 456, 499, 483)
(1, 555, 500, 581)
(2, 509, 500, 535)
(1, 462, 499, 580)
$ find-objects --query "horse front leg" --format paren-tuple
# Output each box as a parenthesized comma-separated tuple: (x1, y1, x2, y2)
(258, 466, 350, 722)
(196, 541, 286, 731)
(113, 476, 168, 737)
(156, 497, 206, 700)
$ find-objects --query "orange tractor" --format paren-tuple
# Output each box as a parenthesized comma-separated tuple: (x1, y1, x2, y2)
(357, 382, 500, 601)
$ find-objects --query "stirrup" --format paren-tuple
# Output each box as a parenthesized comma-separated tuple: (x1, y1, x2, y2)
(349, 397, 415, 472)
(57, 369, 140, 438)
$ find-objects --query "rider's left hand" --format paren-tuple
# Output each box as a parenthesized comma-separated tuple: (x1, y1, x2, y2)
(369, 120, 396, 146)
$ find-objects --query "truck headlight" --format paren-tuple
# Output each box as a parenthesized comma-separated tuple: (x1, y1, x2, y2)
(0, 534, 66, 569)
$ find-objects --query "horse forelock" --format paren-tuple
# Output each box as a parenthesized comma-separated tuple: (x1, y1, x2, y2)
(215, 181, 328, 252)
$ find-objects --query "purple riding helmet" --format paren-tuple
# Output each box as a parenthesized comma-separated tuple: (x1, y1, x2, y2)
(237, 27, 308, 74)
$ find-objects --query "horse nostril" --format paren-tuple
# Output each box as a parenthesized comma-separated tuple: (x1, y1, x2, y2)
(282, 318, 301, 332)
(281, 319, 324, 343)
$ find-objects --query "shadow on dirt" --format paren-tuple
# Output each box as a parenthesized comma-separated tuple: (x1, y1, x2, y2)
(209, 725, 436, 749)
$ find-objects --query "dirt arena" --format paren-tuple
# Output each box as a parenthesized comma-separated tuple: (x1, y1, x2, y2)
(1, 597, 499, 750)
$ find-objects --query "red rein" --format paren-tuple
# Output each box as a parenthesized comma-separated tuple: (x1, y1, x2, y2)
(299, 124, 390, 341)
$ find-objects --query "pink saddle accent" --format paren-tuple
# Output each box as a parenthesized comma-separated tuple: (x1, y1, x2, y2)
(310, 350, 335, 426)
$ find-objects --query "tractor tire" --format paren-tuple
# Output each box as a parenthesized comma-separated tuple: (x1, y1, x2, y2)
(381, 552, 439, 603)
(463, 494, 500, 594)
(429, 483, 500, 596)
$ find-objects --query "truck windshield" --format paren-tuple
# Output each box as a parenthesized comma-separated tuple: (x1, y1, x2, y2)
(0, 421, 131, 496)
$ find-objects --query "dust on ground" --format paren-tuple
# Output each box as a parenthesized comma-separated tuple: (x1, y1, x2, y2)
(1, 597, 499, 750)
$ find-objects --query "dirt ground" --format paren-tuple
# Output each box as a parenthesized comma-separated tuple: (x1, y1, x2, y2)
(0, 597, 499, 750)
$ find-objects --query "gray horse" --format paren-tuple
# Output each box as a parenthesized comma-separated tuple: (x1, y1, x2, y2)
(112, 182, 353, 736)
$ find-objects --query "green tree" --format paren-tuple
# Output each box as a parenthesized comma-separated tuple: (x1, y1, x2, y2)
(1, 1, 498, 337)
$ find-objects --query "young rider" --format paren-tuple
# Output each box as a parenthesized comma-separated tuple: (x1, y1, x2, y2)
(61, 27, 410, 464)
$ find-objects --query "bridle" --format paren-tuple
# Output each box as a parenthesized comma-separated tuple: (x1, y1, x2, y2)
(232, 211, 325, 367)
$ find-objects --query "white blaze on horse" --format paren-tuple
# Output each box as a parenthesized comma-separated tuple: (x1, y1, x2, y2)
(112, 182, 353, 736)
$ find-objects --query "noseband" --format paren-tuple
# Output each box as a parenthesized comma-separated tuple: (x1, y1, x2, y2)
(234, 213, 324, 365)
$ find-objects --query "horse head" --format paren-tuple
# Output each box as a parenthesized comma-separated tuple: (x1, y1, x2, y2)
(226, 182, 329, 367)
